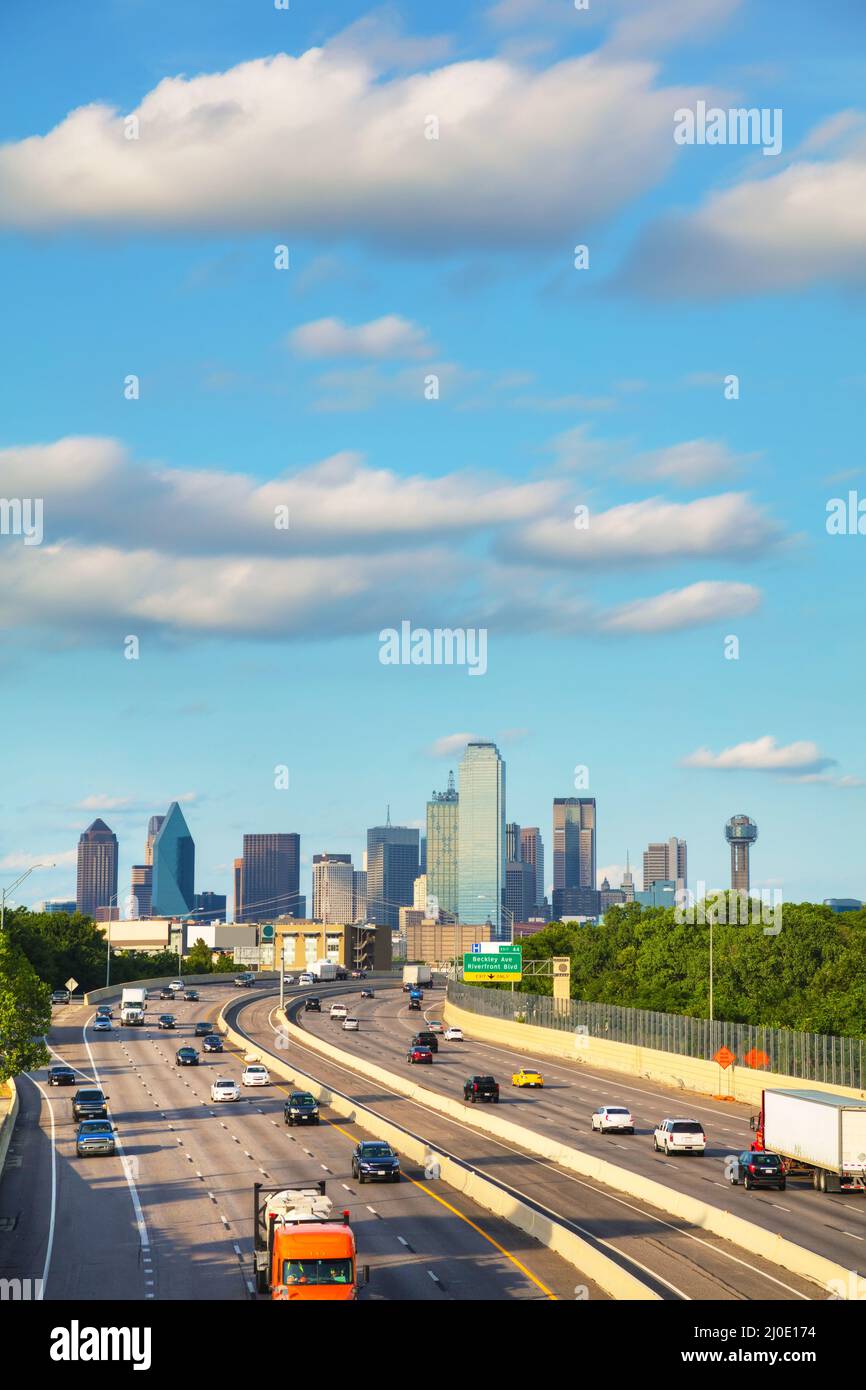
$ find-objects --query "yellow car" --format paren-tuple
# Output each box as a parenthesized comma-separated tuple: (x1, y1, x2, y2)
(512, 1069, 544, 1088)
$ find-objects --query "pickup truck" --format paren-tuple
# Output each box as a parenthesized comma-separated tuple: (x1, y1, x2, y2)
(464, 1076, 499, 1104)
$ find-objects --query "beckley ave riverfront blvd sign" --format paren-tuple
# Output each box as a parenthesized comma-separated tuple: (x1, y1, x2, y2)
(463, 947, 522, 981)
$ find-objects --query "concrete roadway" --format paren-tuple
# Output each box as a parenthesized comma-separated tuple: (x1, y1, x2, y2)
(237, 980, 845, 1301)
(0, 980, 591, 1303)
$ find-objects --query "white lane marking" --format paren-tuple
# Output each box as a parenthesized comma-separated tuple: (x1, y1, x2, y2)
(208, 1191, 216, 1202)
(342, 1183, 352, 1191)
(21, 1075, 57, 1299)
(220, 1215, 230, 1228)
(81, 1023, 150, 1255)
(321, 1165, 331, 1173)
(233, 1243, 242, 1256)
(366, 1205, 378, 1215)
(398, 1236, 410, 1247)
(843, 1231, 864, 1241)
(428, 1270, 441, 1284)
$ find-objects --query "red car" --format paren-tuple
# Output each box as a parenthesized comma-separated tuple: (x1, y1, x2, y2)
(407, 1045, 433, 1065)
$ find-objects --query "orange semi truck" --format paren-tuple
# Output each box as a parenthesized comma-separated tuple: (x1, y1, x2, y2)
(253, 1182, 369, 1301)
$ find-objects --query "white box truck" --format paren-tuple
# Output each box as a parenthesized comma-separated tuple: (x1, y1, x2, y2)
(751, 1087, 866, 1192)
(402, 964, 432, 987)
(120, 986, 147, 1025)
(310, 961, 338, 981)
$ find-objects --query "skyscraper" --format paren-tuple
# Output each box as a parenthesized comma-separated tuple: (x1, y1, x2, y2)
(622, 852, 635, 902)
(151, 802, 195, 916)
(552, 798, 596, 893)
(643, 837, 687, 892)
(233, 858, 244, 924)
(506, 821, 521, 863)
(366, 822, 419, 931)
(725, 814, 758, 892)
(352, 870, 367, 922)
(427, 772, 459, 917)
(457, 741, 506, 935)
(520, 827, 544, 909)
(76, 818, 118, 917)
(312, 854, 354, 923)
(240, 833, 301, 922)
(130, 865, 152, 918)
(145, 815, 165, 866)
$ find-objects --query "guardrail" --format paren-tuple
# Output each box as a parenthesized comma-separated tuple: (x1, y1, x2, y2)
(0, 1079, 20, 1180)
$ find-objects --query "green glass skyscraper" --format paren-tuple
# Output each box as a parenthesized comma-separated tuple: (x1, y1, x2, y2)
(151, 801, 195, 916)
(457, 741, 506, 937)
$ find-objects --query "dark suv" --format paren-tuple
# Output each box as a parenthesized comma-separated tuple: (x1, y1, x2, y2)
(284, 1091, 320, 1126)
(464, 1076, 499, 1104)
(730, 1150, 786, 1191)
(72, 1087, 109, 1120)
(412, 1031, 438, 1054)
(304, 997, 321, 1012)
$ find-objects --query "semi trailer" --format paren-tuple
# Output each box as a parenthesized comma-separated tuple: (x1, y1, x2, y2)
(750, 1087, 866, 1192)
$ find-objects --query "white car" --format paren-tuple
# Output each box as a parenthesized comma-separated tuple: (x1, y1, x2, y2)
(591, 1105, 634, 1134)
(653, 1118, 706, 1155)
(169, 979, 184, 993)
(298, 973, 315, 986)
(342, 1017, 359, 1032)
(283, 975, 295, 987)
(242, 1064, 270, 1087)
(443, 1027, 464, 1042)
(330, 1004, 348, 1021)
(427, 1019, 444, 1034)
(211, 1077, 240, 1102)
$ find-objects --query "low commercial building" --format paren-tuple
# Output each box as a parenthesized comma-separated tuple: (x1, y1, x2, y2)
(271, 919, 391, 973)
(405, 917, 492, 965)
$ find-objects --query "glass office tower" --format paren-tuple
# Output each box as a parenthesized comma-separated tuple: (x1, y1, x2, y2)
(427, 772, 459, 918)
(457, 741, 506, 936)
(151, 801, 195, 916)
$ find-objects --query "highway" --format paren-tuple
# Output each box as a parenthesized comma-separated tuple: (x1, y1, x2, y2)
(0, 979, 591, 1302)
(235, 977, 860, 1301)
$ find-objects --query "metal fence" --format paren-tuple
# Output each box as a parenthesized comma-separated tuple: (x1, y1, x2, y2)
(446, 981, 866, 1091)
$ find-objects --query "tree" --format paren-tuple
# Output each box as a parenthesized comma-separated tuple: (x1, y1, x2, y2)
(0, 933, 51, 1081)
(185, 938, 213, 974)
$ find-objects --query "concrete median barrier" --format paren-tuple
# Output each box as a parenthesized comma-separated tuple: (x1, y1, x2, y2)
(217, 1002, 659, 1301)
(273, 1004, 866, 1300)
(0, 1080, 19, 1180)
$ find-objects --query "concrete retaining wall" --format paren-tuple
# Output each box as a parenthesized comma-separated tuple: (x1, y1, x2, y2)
(443, 998, 866, 1108)
(218, 1004, 658, 1300)
(0, 1079, 20, 1180)
(85, 972, 280, 1004)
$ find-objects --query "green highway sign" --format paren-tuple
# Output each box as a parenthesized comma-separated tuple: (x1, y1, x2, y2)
(463, 948, 522, 981)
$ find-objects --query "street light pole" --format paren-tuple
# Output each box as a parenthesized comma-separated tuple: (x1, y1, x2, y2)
(1, 863, 55, 931)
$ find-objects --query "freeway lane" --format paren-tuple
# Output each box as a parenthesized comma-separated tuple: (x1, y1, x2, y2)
(294, 982, 866, 1287)
(0, 980, 588, 1302)
(236, 988, 819, 1301)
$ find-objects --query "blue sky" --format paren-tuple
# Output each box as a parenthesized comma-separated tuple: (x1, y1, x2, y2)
(1, 0, 864, 910)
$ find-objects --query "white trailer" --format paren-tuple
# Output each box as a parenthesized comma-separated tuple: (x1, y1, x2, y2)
(121, 987, 147, 1009)
(756, 1088, 866, 1192)
(310, 960, 337, 981)
(402, 964, 432, 987)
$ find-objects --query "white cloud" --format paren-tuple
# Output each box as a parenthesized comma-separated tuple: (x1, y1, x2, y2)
(630, 439, 756, 487)
(505, 492, 780, 568)
(604, 580, 760, 633)
(0, 849, 77, 872)
(682, 735, 836, 775)
(606, 0, 743, 54)
(0, 47, 694, 246)
(622, 126, 866, 298)
(289, 315, 433, 360)
(77, 795, 135, 811)
(426, 733, 482, 758)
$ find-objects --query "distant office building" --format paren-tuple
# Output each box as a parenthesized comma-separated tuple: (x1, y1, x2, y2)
(552, 886, 600, 919)
(233, 858, 244, 924)
(427, 772, 459, 918)
(553, 798, 596, 896)
(621, 853, 635, 902)
(824, 899, 863, 913)
(145, 815, 165, 866)
(76, 818, 119, 918)
(353, 870, 367, 922)
(406, 917, 492, 965)
(725, 814, 758, 892)
(413, 873, 428, 910)
(599, 877, 626, 912)
(457, 741, 506, 935)
(506, 822, 521, 863)
(312, 854, 355, 924)
(643, 837, 687, 892)
(130, 865, 152, 918)
(240, 833, 301, 922)
(151, 802, 195, 917)
(36, 899, 77, 914)
(366, 821, 419, 931)
(520, 827, 544, 909)
(634, 879, 678, 910)
(193, 891, 227, 922)
(419, 836, 427, 875)
(506, 859, 536, 926)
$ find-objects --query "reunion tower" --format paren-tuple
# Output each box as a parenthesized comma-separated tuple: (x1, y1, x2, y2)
(725, 814, 758, 892)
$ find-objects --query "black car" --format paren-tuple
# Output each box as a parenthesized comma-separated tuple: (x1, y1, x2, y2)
(76, 1119, 117, 1157)
(48, 1064, 76, 1087)
(72, 1087, 109, 1120)
(352, 1140, 400, 1183)
(51, 989, 70, 1005)
(158, 1014, 177, 1030)
(408, 999, 421, 1011)
(95, 1005, 113, 1019)
(730, 1150, 786, 1191)
(159, 987, 174, 1001)
(202, 1034, 223, 1053)
(284, 1091, 320, 1126)
(304, 997, 321, 1012)
(194, 1020, 213, 1037)
(412, 1031, 438, 1054)
(184, 989, 200, 1002)
(463, 1076, 499, 1104)
(175, 1047, 199, 1066)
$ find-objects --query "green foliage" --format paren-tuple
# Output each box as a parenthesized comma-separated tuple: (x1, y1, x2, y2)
(185, 937, 213, 973)
(2, 908, 208, 992)
(0, 933, 51, 1080)
(508, 899, 866, 1037)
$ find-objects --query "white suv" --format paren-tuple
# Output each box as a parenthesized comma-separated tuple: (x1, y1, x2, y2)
(591, 1105, 634, 1134)
(211, 1077, 240, 1102)
(169, 979, 184, 993)
(242, 1064, 270, 1087)
(298, 973, 315, 986)
(330, 1004, 348, 1021)
(653, 1118, 706, 1155)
